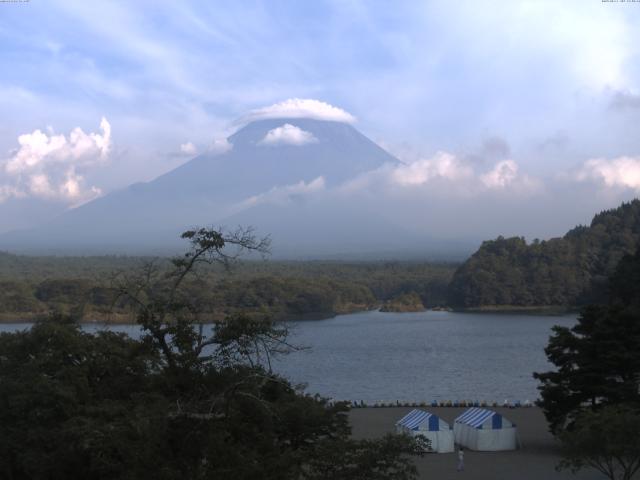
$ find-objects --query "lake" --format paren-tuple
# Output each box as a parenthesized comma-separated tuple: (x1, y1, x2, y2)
(275, 310, 576, 404)
(0, 310, 575, 404)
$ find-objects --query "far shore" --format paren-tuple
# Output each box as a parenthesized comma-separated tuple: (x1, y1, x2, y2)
(455, 305, 577, 315)
(0, 305, 578, 324)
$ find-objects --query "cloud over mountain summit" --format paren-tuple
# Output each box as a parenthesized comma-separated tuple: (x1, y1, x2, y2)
(239, 98, 356, 125)
(258, 124, 319, 146)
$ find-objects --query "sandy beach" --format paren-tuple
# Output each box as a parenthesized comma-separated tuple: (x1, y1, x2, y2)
(349, 407, 605, 480)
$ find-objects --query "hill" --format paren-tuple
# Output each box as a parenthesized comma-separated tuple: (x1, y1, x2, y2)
(447, 199, 640, 308)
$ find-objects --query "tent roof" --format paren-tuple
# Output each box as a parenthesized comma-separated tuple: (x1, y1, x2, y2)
(455, 407, 501, 429)
(396, 409, 442, 430)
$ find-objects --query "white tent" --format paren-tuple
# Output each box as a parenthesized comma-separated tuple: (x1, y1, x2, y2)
(395, 409, 455, 453)
(453, 407, 517, 451)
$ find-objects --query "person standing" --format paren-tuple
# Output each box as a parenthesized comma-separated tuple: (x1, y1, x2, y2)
(457, 447, 465, 472)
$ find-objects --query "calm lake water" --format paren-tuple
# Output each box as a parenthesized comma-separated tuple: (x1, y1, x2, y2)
(0, 310, 576, 403)
(277, 310, 576, 403)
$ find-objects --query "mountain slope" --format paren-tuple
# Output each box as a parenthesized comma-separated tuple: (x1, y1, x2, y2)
(447, 199, 640, 308)
(0, 118, 401, 253)
(151, 118, 398, 200)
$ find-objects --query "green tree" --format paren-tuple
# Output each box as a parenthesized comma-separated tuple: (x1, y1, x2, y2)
(449, 200, 640, 308)
(0, 314, 161, 479)
(0, 227, 424, 480)
(557, 405, 640, 480)
(533, 247, 640, 433)
(533, 304, 640, 433)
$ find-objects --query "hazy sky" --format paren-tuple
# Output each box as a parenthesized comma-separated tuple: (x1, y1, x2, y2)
(1, 0, 640, 238)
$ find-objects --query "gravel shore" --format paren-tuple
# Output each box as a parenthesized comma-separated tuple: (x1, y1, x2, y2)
(349, 407, 605, 480)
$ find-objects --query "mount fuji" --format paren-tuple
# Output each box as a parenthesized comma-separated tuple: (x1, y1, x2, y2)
(1, 116, 434, 254)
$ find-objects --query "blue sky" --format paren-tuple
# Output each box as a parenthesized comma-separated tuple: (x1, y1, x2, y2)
(1, 0, 640, 235)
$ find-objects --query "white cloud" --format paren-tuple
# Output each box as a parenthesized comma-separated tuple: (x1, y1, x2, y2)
(240, 176, 325, 208)
(60, 168, 102, 206)
(209, 137, 233, 154)
(258, 123, 319, 147)
(514, 1, 629, 91)
(425, 1, 631, 92)
(575, 156, 640, 190)
(6, 117, 111, 174)
(180, 142, 198, 155)
(241, 98, 356, 124)
(338, 152, 475, 195)
(339, 152, 541, 198)
(1, 118, 110, 204)
(480, 160, 518, 188)
(479, 160, 541, 193)
(28, 173, 53, 197)
(391, 151, 473, 186)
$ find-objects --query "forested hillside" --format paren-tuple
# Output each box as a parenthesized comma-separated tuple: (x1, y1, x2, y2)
(0, 255, 455, 322)
(448, 199, 640, 308)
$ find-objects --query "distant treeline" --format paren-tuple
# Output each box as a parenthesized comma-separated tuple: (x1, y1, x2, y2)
(3, 199, 639, 319)
(448, 199, 640, 308)
(0, 255, 455, 322)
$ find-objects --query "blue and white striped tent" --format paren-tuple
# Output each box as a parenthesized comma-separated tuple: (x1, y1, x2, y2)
(455, 407, 505, 429)
(395, 409, 454, 453)
(454, 408, 517, 451)
(396, 409, 442, 431)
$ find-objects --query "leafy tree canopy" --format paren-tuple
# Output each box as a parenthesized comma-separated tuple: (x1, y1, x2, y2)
(558, 405, 640, 480)
(0, 227, 423, 480)
(449, 199, 640, 308)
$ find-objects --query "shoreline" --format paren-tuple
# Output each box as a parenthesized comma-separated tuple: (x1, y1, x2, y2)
(0, 305, 577, 324)
(455, 305, 577, 315)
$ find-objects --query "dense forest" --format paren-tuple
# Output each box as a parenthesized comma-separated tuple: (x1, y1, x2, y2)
(0, 253, 455, 322)
(448, 199, 640, 308)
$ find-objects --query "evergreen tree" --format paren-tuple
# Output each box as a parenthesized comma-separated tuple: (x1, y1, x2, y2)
(534, 247, 640, 433)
